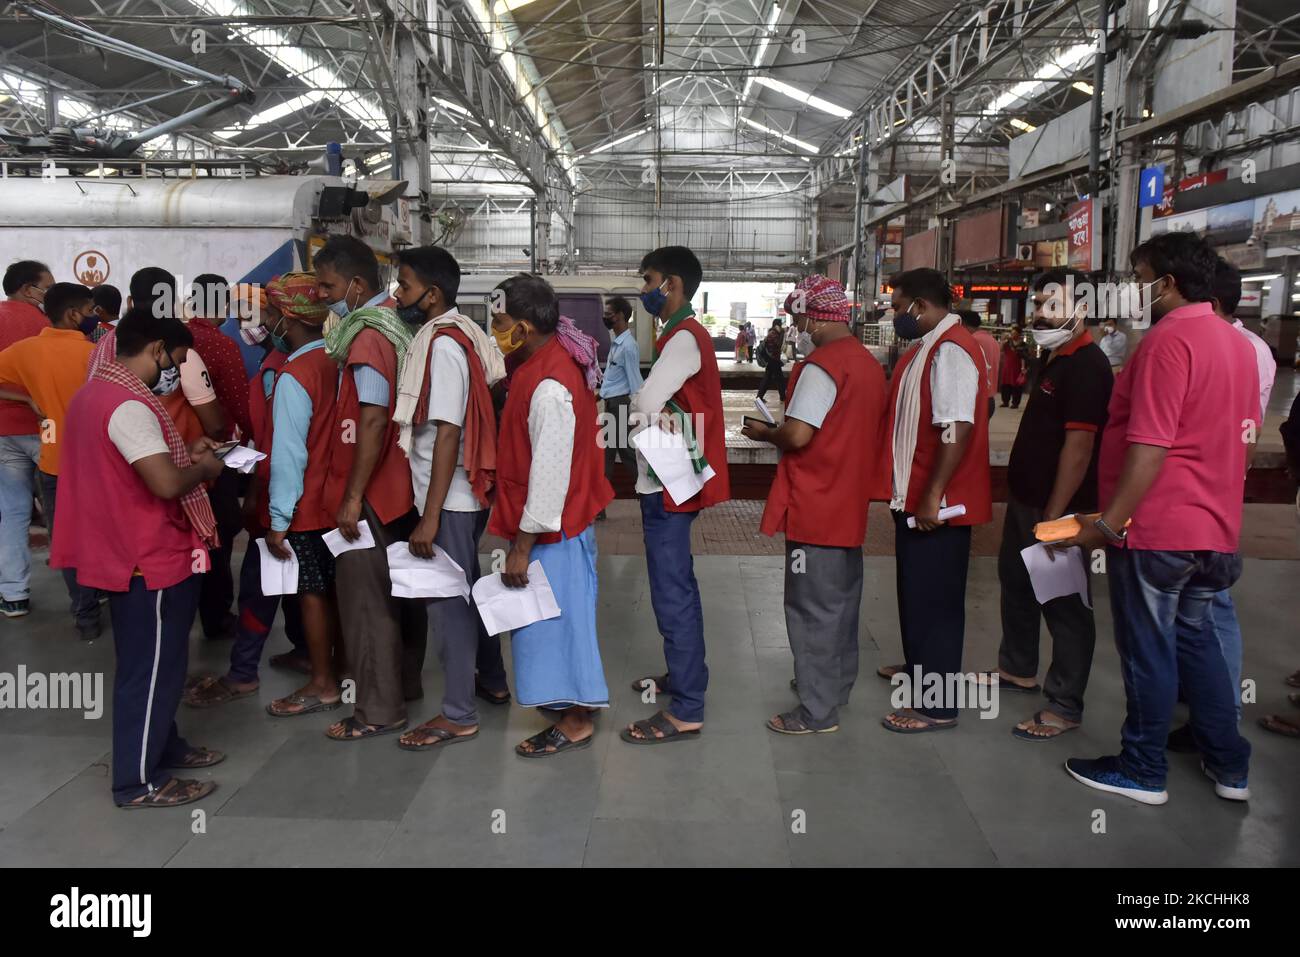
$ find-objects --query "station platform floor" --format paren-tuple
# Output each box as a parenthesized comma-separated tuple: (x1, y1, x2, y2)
(2, 511, 1297, 867)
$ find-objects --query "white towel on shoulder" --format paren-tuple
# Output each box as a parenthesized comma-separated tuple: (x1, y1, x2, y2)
(394, 311, 506, 455)
(890, 312, 959, 511)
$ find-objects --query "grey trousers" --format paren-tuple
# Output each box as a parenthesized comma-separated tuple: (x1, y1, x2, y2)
(338, 502, 428, 726)
(429, 508, 507, 726)
(786, 540, 864, 728)
(997, 496, 1096, 722)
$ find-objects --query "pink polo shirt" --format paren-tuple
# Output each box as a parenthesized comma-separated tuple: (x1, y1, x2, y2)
(1098, 301, 1259, 553)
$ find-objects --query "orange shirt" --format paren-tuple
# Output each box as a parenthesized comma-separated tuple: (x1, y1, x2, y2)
(0, 327, 95, 475)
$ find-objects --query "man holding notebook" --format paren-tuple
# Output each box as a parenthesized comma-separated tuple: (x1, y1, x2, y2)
(878, 268, 991, 734)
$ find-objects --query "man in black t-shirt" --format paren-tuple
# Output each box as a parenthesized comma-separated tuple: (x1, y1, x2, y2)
(976, 269, 1114, 741)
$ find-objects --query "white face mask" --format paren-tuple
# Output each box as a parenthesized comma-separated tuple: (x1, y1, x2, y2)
(796, 329, 815, 354)
(1030, 307, 1083, 351)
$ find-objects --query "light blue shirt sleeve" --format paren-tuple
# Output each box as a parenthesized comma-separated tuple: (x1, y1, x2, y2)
(353, 363, 390, 406)
(269, 373, 314, 532)
(620, 337, 644, 394)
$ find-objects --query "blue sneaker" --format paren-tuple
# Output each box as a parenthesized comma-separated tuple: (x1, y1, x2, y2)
(1065, 756, 1168, 805)
(1201, 761, 1250, 802)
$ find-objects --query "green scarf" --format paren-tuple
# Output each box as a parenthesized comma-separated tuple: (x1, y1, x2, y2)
(645, 302, 709, 485)
(324, 304, 413, 363)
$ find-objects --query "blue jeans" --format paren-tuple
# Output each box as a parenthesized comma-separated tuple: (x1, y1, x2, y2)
(1204, 589, 1242, 721)
(639, 493, 707, 723)
(1108, 548, 1251, 786)
(0, 434, 40, 601)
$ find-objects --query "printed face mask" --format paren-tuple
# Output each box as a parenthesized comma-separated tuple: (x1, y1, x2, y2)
(151, 353, 181, 396)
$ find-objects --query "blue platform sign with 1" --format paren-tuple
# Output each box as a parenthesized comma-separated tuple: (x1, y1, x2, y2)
(1138, 166, 1165, 209)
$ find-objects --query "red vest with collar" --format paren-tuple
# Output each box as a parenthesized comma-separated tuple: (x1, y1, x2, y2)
(760, 336, 886, 547)
(488, 336, 612, 543)
(265, 344, 340, 532)
(654, 316, 731, 512)
(879, 322, 992, 526)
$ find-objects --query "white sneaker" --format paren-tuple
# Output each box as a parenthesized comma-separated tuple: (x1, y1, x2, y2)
(1202, 761, 1250, 801)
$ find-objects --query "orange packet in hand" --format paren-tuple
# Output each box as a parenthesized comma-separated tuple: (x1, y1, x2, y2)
(1033, 513, 1129, 542)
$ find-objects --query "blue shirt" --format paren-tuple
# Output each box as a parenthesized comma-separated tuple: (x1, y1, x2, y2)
(269, 339, 329, 532)
(352, 290, 395, 406)
(600, 329, 643, 399)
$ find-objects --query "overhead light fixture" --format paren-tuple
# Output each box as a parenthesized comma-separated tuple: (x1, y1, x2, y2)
(752, 3, 781, 66)
(1009, 118, 1037, 132)
(589, 126, 651, 154)
(1242, 273, 1280, 282)
(750, 77, 851, 118)
(1073, 81, 1094, 95)
(740, 116, 817, 154)
(365, 151, 391, 168)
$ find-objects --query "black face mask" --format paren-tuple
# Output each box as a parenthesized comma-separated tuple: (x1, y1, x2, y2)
(602, 316, 615, 330)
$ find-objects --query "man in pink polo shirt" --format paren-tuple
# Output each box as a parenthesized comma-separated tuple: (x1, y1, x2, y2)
(1056, 232, 1258, 807)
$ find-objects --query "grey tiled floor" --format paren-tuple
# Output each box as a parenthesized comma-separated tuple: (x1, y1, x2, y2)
(1, 550, 1297, 867)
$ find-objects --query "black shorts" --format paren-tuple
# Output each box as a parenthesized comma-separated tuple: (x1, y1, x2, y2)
(285, 529, 336, 594)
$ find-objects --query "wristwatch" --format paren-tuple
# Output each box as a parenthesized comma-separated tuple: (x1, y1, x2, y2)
(1094, 517, 1127, 545)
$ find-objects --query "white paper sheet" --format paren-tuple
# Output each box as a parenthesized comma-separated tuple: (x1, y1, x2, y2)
(321, 520, 375, 557)
(754, 397, 776, 424)
(256, 537, 298, 596)
(471, 560, 562, 636)
(385, 542, 470, 600)
(905, 504, 967, 528)
(631, 423, 714, 506)
(221, 444, 267, 474)
(1020, 542, 1091, 609)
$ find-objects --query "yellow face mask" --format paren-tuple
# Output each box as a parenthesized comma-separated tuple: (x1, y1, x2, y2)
(493, 320, 527, 355)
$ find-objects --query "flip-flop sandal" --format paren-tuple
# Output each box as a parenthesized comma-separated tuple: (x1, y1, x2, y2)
(268, 653, 312, 675)
(398, 723, 480, 751)
(620, 710, 701, 745)
(184, 675, 258, 709)
(516, 724, 593, 758)
(475, 682, 511, 705)
(161, 747, 226, 770)
(972, 671, 1041, 694)
(766, 710, 838, 735)
(118, 778, 216, 810)
(325, 715, 408, 741)
(631, 674, 670, 695)
(1011, 710, 1078, 741)
(1258, 714, 1300, 738)
(877, 664, 904, 680)
(266, 693, 342, 717)
(881, 709, 957, 734)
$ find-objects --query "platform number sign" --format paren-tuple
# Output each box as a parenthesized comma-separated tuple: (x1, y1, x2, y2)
(1138, 166, 1165, 209)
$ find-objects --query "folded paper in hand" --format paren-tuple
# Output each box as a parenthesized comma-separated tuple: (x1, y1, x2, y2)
(257, 537, 298, 596)
(221, 445, 267, 474)
(1020, 542, 1091, 609)
(386, 542, 470, 600)
(630, 423, 716, 507)
(322, 520, 375, 557)
(471, 561, 561, 636)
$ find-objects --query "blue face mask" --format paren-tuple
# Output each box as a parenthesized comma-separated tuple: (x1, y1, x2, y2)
(328, 277, 357, 318)
(893, 302, 923, 340)
(640, 280, 668, 317)
(269, 316, 290, 353)
(78, 310, 98, 336)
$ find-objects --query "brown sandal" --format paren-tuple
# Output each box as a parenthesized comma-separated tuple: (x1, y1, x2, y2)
(183, 675, 257, 709)
(117, 777, 216, 809)
(398, 719, 479, 751)
(161, 746, 226, 769)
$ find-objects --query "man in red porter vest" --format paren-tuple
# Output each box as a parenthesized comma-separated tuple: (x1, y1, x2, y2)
(879, 268, 992, 733)
(488, 275, 614, 757)
(53, 309, 227, 807)
(744, 276, 887, 735)
(624, 246, 731, 745)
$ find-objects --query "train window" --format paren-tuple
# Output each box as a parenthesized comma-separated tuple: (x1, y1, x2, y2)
(460, 300, 489, 332)
(558, 293, 610, 363)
